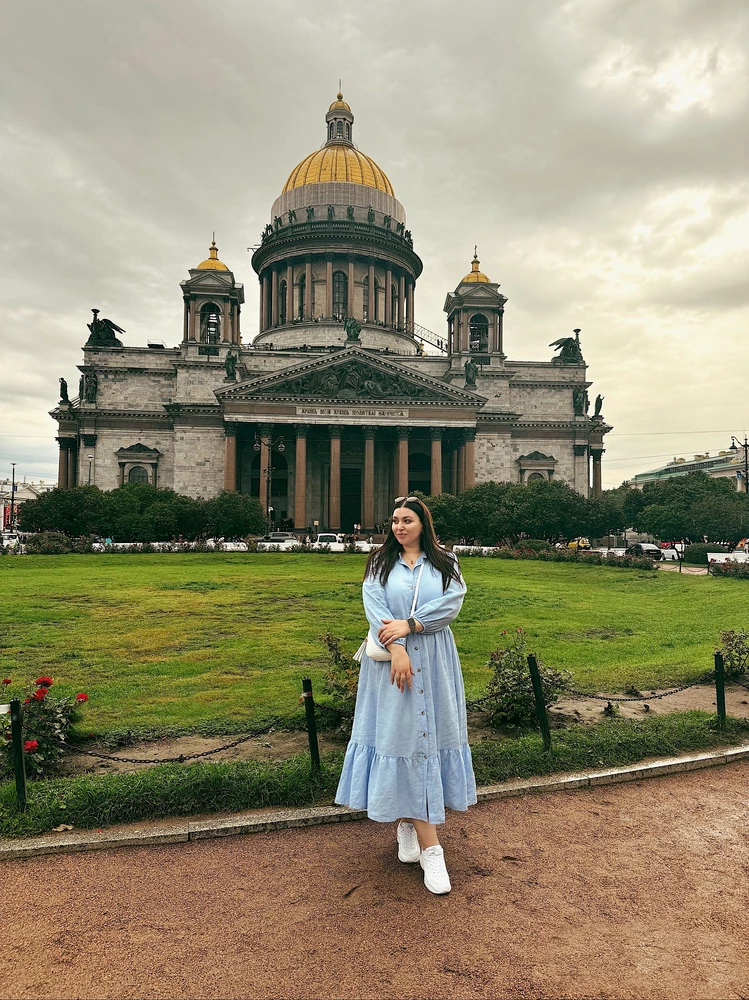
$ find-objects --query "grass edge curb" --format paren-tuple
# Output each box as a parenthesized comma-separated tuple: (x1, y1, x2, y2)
(3, 741, 748, 861)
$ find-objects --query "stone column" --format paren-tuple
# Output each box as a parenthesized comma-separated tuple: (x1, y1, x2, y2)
(398, 275, 406, 332)
(367, 263, 375, 322)
(457, 439, 466, 493)
(407, 280, 414, 333)
(294, 425, 308, 530)
(329, 426, 342, 530)
(183, 297, 190, 342)
(223, 425, 237, 491)
(258, 422, 272, 512)
(286, 264, 293, 325)
(385, 268, 393, 327)
(347, 258, 355, 318)
(271, 270, 279, 328)
(396, 426, 410, 498)
(430, 428, 443, 495)
(304, 260, 312, 320)
(363, 426, 376, 529)
(56, 439, 69, 489)
(451, 314, 458, 355)
(66, 441, 77, 488)
(260, 273, 269, 332)
(450, 443, 458, 494)
(118, 463, 125, 487)
(464, 429, 476, 489)
(326, 259, 333, 319)
(189, 298, 197, 341)
(591, 448, 604, 498)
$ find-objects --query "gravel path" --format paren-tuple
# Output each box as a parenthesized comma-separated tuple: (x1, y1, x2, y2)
(2, 761, 748, 1000)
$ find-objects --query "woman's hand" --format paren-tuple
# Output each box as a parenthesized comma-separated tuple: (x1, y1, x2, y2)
(389, 646, 414, 693)
(378, 618, 410, 645)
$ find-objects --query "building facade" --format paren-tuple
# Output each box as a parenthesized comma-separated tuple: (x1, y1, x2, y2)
(52, 94, 611, 532)
(625, 445, 749, 491)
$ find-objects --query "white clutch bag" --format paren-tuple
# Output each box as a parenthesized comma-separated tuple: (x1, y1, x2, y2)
(354, 563, 424, 663)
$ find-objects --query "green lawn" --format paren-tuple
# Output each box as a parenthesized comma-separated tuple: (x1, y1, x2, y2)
(0, 554, 745, 738)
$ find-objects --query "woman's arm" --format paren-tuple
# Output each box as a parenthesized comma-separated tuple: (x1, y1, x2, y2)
(412, 564, 467, 633)
(363, 575, 407, 650)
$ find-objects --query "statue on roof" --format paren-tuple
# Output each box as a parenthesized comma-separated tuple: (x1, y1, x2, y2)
(59, 378, 70, 404)
(86, 309, 125, 348)
(464, 358, 478, 387)
(306, 205, 315, 221)
(344, 317, 361, 340)
(225, 351, 238, 380)
(594, 394, 604, 418)
(550, 329, 584, 365)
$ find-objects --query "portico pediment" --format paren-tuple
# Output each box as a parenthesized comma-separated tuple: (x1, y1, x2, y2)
(216, 347, 484, 406)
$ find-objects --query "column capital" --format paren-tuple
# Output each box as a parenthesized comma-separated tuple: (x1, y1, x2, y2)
(590, 448, 604, 460)
(257, 422, 273, 437)
(362, 425, 378, 439)
(223, 423, 238, 437)
(463, 428, 477, 442)
(329, 424, 343, 439)
(396, 425, 411, 440)
(295, 423, 310, 438)
(573, 444, 588, 457)
(430, 427, 444, 441)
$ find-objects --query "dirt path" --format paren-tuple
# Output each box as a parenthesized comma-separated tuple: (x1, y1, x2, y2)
(2, 761, 748, 999)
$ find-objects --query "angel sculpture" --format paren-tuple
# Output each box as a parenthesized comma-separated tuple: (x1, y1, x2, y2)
(550, 329, 584, 365)
(86, 309, 125, 347)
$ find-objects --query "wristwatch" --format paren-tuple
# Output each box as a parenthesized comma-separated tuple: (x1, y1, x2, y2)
(407, 617, 417, 634)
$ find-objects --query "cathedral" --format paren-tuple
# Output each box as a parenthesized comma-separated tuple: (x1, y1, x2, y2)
(52, 93, 611, 532)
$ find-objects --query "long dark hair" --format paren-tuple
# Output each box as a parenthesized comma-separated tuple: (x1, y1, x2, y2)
(364, 497, 461, 591)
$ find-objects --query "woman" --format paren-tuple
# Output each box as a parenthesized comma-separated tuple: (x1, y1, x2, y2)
(335, 496, 477, 894)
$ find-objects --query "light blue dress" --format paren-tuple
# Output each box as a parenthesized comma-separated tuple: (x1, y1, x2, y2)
(335, 553, 477, 824)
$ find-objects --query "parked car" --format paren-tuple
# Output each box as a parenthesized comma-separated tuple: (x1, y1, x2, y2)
(567, 537, 592, 550)
(256, 531, 299, 552)
(660, 546, 681, 561)
(625, 542, 662, 560)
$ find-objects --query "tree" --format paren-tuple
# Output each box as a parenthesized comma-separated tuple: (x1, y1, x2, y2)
(18, 486, 106, 536)
(204, 491, 265, 538)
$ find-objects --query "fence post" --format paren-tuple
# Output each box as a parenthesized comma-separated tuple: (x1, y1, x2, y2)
(301, 678, 321, 774)
(714, 651, 726, 729)
(10, 698, 27, 812)
(527, 655, 552, 752)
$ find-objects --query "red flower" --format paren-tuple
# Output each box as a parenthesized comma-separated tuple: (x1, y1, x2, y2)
(24, 740, 38, 752)
(2, 679, 10, 686)
(32, 688, 47, 702)
(75, 693, 89, 703)
(35, 677, 54, 687)
(23, 697, 30, 705)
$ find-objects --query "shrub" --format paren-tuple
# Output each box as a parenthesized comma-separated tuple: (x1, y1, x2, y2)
(718, 630, 749, 677)
(710, 561, 749, 580)
(24, 532, 73, 555)
(519, 539, 552, 551)
(1, 676, 88, 780)
(319, 632, 359, 716)
(683, 543, 729, 565)
(484, 630, 571, 727)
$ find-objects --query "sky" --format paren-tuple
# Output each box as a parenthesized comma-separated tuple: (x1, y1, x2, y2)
(2, 0, 748, 490)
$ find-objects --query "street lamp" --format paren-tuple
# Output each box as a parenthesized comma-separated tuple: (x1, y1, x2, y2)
(87, 455, 94, 485)
(9, 462, 16, 530)
(253, 431, 285, 524)
(730, 436, 749, 494)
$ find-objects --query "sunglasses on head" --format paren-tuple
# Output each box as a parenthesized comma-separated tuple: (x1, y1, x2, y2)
(394, 496, 420, 506)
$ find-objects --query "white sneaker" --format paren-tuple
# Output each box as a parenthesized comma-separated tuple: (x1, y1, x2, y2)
(396, 821, 421, 863)
(420, 845, 452, 894)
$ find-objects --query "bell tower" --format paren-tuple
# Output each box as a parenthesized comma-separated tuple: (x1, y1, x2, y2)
(443, 249, 507, 357)
(180, 238, 244, 346)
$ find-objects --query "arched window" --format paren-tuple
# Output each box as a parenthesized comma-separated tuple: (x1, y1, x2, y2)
(128, 465, 150, 484)
(346, 123, 351, 140)
(336, 121, 343, 137)
(373, 279, 379, 322)
(329, 122, 334, 140)
(391, 285, 398, 328)
(526, 472, 546, 483)
(200, 302, 221, 343)
(298, 274, 306, 319)
(279, 280, 287, 325)
(362, 275, 369, 322)
(469, 313, 489, 352)
(332, 270, 348, 319)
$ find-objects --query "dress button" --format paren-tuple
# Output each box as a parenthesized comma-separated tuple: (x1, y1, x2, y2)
(421, 710, 425, 715)
(419, 689, 423, 694)
(424, 754, 427, 759)
(422, 732, 427, 737)
(414, 646, 418, 650)
(417, 668, 421, 673)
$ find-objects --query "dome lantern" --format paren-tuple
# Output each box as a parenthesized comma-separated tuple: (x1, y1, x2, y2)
(196, 236, 229, 272)
(325, 89, 354, 146)
(461, 247, 490, 284)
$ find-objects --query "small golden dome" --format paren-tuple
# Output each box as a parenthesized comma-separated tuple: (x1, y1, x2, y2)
(283, 145, 394, 196)
(461, 249, 490, 283)
(196, 239, 229, 271)
(329, 91, 351, 112)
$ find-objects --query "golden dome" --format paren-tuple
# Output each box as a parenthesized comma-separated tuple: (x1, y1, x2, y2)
(196, 239, 229, 271)
(283, 144, 394, 196)
(329, 91, 351, 112)
(461, 250, 490, 283)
